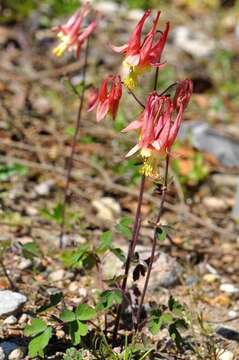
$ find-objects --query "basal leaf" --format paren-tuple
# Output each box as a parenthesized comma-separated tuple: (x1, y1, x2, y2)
(60, 309, 76, 323)
(75, 304, 96, 321)
(24, 318, 47, 337)
(28, 327, 52, 358)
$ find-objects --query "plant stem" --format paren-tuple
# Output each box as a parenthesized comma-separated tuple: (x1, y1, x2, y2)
(112, 174, 146, 344)
(159, 82, 178, 96)
(0, 258, 15, 290)
(136, 154, 170, 328)
(59, 39, 90, 248)
(153, 67, 159, 91)
(122, 82, 145, 109)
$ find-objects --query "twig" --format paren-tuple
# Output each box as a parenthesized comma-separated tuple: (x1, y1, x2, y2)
(59, 38, 90, 248)
(0, 258, 15, 290)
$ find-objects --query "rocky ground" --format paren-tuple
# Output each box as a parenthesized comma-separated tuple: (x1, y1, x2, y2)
(0, 1, 239, 359)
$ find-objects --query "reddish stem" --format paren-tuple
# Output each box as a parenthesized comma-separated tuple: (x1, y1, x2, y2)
(112, 174, 145, 344)
(59, 39, 90, 248)
(136, 154, 170, 328)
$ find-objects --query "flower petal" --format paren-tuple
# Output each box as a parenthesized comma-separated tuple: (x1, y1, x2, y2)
(96, 99, 109, 122)
(122, 120, 142, 132)
(125, 144, 141, 157)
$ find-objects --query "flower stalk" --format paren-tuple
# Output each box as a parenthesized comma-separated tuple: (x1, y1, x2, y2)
(59, 38, 90, 248)
(136, 153, 170, 329)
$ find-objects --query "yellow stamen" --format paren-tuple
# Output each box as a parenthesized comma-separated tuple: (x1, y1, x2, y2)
(53, 33, 70, 57)
(139, 149, 160, 178)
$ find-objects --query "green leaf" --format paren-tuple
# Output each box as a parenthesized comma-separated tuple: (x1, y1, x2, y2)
(75, 304, 96, 321)
(160, 312, 173, 325)
(68, 320, 88, 346)
(24, 318, 47, 337)
(60, 309, 76, 323)
(97, 289, 122, 310)
(110, 247, 126, 262)
(38, 292, 63, 313)
(77, 321, 88, 336)
(116, 217, 133, 239)
(63, 347, 83, 360)
(22, 241, 40, 259)
(169, 322, 185, 349)
(155, 227, 167, 241)
(168, 296, 185, 316)
(28, 327, 52, 358)
(97, 231, 112, 254)
(148, 309, 162, 335)
(0, 163, 27, 181)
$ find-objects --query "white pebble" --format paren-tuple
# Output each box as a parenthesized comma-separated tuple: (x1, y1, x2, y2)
(3, 316, 17, 325)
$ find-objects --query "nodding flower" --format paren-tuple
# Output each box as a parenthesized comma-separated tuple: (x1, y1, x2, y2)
(52, 2, 96, 58)
(88, 75, 122, 122)
(122, 79, 193, 177)
(111, 10, 169, 90)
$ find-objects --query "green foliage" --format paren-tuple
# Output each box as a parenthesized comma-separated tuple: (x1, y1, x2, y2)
(97, 231, 113, 254)
(97, 289, 122, 310)
(40, 203, 63, 224)
(63, 348, 83, 360)
(112, 158, 141, 185)
(148, 297, 188, 348)
(172, 152, 209, 186)
(40, 203, 81, 228)
(38, 292, 63, 313)
(61, 244, 98, 270)
(0, 240, 11, 257)
(116, 217, 133, 239)
(24, 318, 52, 358)
(0, 163, 27, 181)
(60, 304, 96, 345)
(21, 241, 41, 259)
(113, 112, 126, 132)
(155, 226, 167, 242)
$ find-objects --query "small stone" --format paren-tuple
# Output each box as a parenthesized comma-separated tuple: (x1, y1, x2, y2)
(216, 326, 239, 342)
(25, 206, 38, 216)
(49, 269, 65, 282)
(32, 96, 52, 115)
(147, 253, 182, 290)
(203, 273, 219, 283)
(34, 180, 54, 196)
(220, 283, 239, 294)
(173, 26, 215, 58)
(8, 348, 24, 360)
(92, 197, 121, 222)
(3, 316, 17, 325)
(0, 343, 18, 357)
(127, 9, 144, 21)
(218, 350, 234, 360)
(18, 313, 29, 325)
(93, 1, 120, 14)
(78, 287, 87, 298)
(68, 282, 78, 292)
(0, 348, 4, 360)
(18, 259, 32, 271)
(203, 197, 229, 211)
(0, 291, 27, 316)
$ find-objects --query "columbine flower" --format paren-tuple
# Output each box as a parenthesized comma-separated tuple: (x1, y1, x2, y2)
(122, 80, 193, 177)
(88, 75, 122, 122)
(52, 2, 96, 58)
(111, 10, 169, 89)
